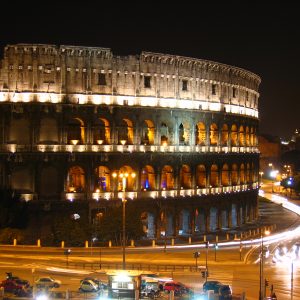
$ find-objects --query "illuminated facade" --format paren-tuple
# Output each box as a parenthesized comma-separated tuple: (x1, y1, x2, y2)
(0, 44, 261, 238)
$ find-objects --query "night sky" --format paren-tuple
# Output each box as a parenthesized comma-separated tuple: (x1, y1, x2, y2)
(1, 1, 299, 139)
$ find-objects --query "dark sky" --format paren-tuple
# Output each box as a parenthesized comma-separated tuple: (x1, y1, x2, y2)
(1, 1, 299, 139)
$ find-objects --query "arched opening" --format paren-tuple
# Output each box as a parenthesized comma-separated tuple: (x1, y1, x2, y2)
(141, 120, 155, 145)
(210, 123, 218, 145)
(39, 117, 58, 143)
(179, 209, 190, 235)
(221, 124, 229, 145)
(231, 124, 238, 146)
(196, 164, 206, 188)
(140, 165, 155, 190)
(246, 163, 251, 183)
(210, 207, 218, 231)
(180, 165, 192, 188)
(250, 127, 255, 146)
(94, 166, 111, 192)
(93, 118, 111, 144)
(141, 212, 156, 238)
(161, 165, 174, 190)
(179, 123, 185, 145)
(221, 210, 228, 229)
(67, 117, 85, 145)
(231, 163, 238, 185)
(210, 164, 219, 187)
(245, 126, 250, 146)
(160, 122, 169, 145)
(221, 164, 229, 186)
(118, 119, 134, 144)
(231, 204, 237, 227)
(239, 125, 245, 146)
(194, 209, 205, 232)
(240, 164, 245, 184)
(112, 165, 136, 191)
(67, 166, 85, 192)
(195, 122, 206, 145)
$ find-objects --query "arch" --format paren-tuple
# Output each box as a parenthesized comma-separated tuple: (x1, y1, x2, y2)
(180, 164, 192, 188)
(231, 163, 238, 185)
(67, 117, 85, 144)
(141, 212, 156, 238)
(210, 207, 218, 231)
(220, 210, 228, 229)
(67, 166, 85, 192)
(179, 123, 185, 144)
(93, 118, 111, 144)
(9, 117, 30, 144)
(140, 165, 155, 190)
(11, 167, 33, 193)
(160, 122, 169, 145)
(221, 124, 229, 145)
(195, 208, 205, 232)
(239, 125, 245, 146)
(240, 163, 245, 184)
(161, 165, 174, 190)
(113, 165, 136, 191)
(210, 164, 219, 187)
(179, 209, 190, 235)
(231, 124, 238, 146)
(94, 166, 111, 192)
(39, 117, 58, 143)
(231, 204, 237, 227)
(40, 165, 59, 198)
(246, 163, 251, 183)
(118, 118, 134, 144)
(221, 164, 229, 186)
(141, 119, 155, 145)
(196, 164, 206, 188)
(210, 123, 218, 145)
(195, 122, 206, 145)
(245, 126, 250, 146)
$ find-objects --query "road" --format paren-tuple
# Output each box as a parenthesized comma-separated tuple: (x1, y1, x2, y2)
(1, 192, 300, 299)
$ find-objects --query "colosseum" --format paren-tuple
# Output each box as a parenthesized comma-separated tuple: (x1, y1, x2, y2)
(0, 44, 260, 239)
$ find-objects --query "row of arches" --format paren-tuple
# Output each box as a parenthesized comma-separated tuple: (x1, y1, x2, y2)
(140, 201, 257, 238)
(7, 115, 257, 147)
(67, 162, 258, 193)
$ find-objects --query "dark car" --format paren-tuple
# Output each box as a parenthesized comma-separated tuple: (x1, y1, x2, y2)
(80, 277, 107, 290)
(0, 278, 31, 296)
(219, 284, 232, 299)
(202, 280, 222, 293)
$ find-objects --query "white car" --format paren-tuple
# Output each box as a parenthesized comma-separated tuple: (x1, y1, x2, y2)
(79, 280, 100, 292)
(35, 277, 61, 288)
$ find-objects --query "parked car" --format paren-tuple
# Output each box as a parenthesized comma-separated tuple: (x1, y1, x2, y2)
(35, 277, 61, 289)
(80, 277, 107, 290)
(79, 280, 100, 292)
(163, 281, 188, 296)
(202, 280, 222, 293)
(0, 278, 31, 296)
(218, 284, 232, 299)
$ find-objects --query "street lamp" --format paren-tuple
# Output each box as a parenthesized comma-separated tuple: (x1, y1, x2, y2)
(64, 249, 71, 268)
(112, 170, 136, 270)
(259, 229, 270, 300)
(205, 241, 209, 282)
(259, 171, 264, 186)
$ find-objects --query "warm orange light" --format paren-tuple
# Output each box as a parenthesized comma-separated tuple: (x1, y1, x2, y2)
(120, 140, 127, 145)
(112, 172, 117, 178)
(70, 139, 79, 145)
(97, 139, 103, 145)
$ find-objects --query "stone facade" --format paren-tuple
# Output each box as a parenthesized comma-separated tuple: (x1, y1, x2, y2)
(0, 44, 261, 238)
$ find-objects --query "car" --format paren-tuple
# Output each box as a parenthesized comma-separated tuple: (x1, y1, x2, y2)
(163, 281, 188, 295)
(218, 284, 232, 299)
(35, 277, 61, 289)
(79, 279, 100, 292)
(0, 278, 31, 296)
(202, 280, 222, 293)
(80, 277, 107, 290)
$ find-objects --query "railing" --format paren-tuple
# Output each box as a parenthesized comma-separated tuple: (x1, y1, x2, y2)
(1, 143, 259, 154)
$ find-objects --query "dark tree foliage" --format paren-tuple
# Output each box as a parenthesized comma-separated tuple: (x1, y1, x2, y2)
(0, 189, 28, 228)
(96, 205, 145, 244)
(281, 175, 300, 192)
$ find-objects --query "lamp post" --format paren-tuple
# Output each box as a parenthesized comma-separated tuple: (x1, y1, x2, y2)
(205, 241, 209, 282)
(64, 249, 71, 268)
(259, 171, 264, 186)
(259, 229, 270, 300)
(113, 170, 136, 270)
